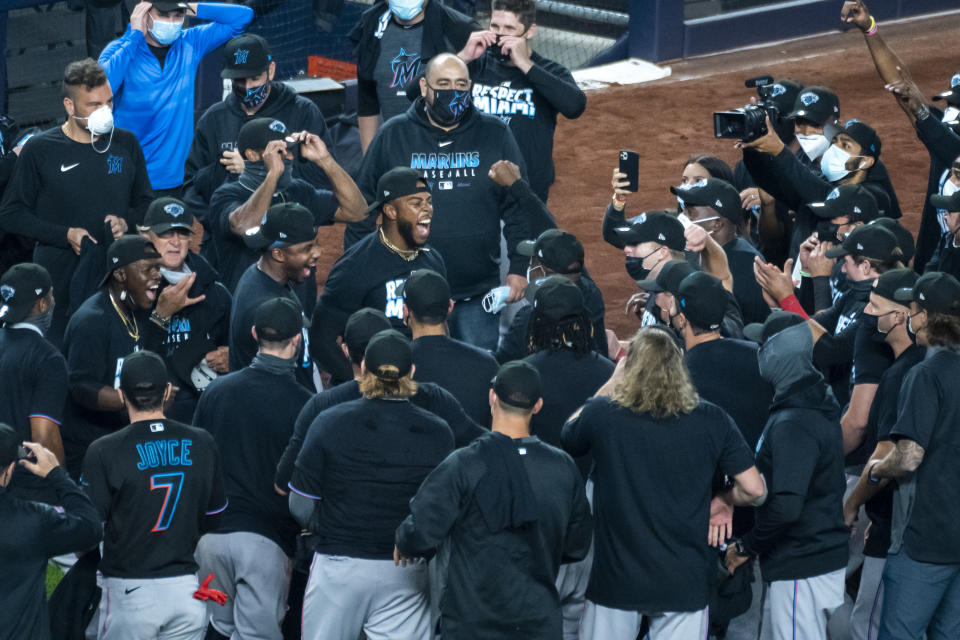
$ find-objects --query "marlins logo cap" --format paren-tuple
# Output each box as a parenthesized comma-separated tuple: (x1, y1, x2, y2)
(0, 262, 52, 325)
(517, 229, 584, 275)
(491, 361, 541, 410)
(670, 179, 743, 223)
(367, 167, 431, 214)
(787, 86, 840, 127)
(221, 33, 272, 79)
(805, 185, 879, 222)
(894, 271, 960, 315)
(613, 212, 685, 251)
(932, 72, 960, 107)
(237, 117, 288, 154)
(142, 197, 194, 234)
(243, 203, 317, 251)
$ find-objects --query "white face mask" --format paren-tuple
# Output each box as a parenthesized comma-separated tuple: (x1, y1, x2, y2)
(796, 133, 830, 161)
(389, 0, 424, 21)
(160, 267, 189, 284)
(84, 105, 114, 136)
(943, 106, 960, 124)
(944, 176, 960, 196)
(820, 144, 854, 183)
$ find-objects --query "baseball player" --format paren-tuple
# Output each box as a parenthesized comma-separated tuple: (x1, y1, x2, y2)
(193, 298, 312, 639)
(288, 330, 454, 640)
(81, 350, 227, 640)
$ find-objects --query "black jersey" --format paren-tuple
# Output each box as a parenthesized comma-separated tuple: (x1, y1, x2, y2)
(81, 418, 227, 578)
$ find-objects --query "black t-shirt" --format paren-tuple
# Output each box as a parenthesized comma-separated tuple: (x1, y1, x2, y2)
(0, 325, 69, 502)
(845, 316, 895, 466)
(81, 418, 227, 578)
(412, 334, 500, 427)
(685, 338, 773, 452)
(62, 291, 165, 477)
(562, 397, 754, 611)
(745, 391, 849, 581)
(862, 343, 926, 558)
(469, 51, 585, 199)
(193, 365, 311, 557)
(890, 348, 960, 564)
(522, 349, 614, 478)
(812, 278, 874, 407)
(395, 433, 592, 640)
(208, 179, 337, 292)
(310, 230, 447, 382)
(724, 237, 770, 326)
(290, 397, 454, 559)
(228, 264, 316, 392)
(275, 379, 484, 490)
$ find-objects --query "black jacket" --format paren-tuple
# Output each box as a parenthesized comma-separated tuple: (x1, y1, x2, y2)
(182, 81, 332, 227)
(915, 110, 960, 272)
(355, 98, 529, 298)
(350, 1, 476, 117)
(0, 468, 102, 640)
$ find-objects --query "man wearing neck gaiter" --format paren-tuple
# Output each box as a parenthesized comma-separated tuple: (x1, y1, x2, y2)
(194, 296, 312, 640)
(208, 117, 367, 307)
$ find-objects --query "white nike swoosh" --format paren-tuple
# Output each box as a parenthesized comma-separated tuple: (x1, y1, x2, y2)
(60, 163, 79, 172)
(439, 141, 453, 148)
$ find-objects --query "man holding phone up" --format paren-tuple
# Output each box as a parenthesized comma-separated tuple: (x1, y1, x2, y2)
(458, 0, 586, 202)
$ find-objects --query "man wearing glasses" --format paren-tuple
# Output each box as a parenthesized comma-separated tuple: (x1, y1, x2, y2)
(354, 52, 529, 352)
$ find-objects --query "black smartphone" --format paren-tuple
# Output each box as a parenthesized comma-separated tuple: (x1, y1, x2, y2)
(619, 150, 639, 192)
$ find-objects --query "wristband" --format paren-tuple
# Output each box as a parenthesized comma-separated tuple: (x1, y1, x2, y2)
(777, 294, 811, 320)
(866, 16, 878, 36)
(613, 194, 627, 203)
(150, 311, 171, 330)
(867, 462, 882, 484)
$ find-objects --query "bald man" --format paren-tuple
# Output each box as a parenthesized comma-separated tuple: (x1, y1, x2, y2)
(350, 53, 530, 352)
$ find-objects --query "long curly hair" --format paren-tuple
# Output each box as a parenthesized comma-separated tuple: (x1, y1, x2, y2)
(611, 326, 699, 419)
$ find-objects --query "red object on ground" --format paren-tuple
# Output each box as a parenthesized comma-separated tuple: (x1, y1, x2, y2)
(308, 56, 358, 82)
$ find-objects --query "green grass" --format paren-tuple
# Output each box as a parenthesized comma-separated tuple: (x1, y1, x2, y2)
(46, 562, 65, 597)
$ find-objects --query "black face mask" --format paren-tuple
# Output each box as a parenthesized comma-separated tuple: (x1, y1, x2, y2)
(816, 221, 841, 245)
(489, 29, 526, 64)
(625, 256, 648, 280)
(426, 84, 473, 127)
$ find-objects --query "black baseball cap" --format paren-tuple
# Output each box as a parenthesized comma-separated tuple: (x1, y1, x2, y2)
(671, 179, 743, 223)
(765, 79, 804, 115)
(872, 268, 919, 303)
(613, 212, 685, 251)
(364, 329, 413, 380)
(517, 229, 584, 274)
(841, 119, 882, 158)
(221, 34, 272, 79)
(119, 350, 168, 394)
(894, 271, 960, 315)
(398, 269, 450, 318)
(805, 185, 879, 222)
(932, 72, 960, 107)
(151, 1, 188, 10)
(868, 218, 915, 263)
(527, 275, 585, 322)
(99, 235, 161, 287)
(143, 197, 194, 234)
(0, 423, 19, 468)
(824, 224, 902, 262)
(0, 263, 52, 325)
(237, 117, 288, 154)
(243, 203, 317, 251)
(787, 86, 840, 126)
(929, 190, 960, 213)
(676, 271, 726, 331)
(743, 309, 805, 344)
(491, 361, 541, 410)
(343, 308, 392, 350)
(636, 260, 695, 295)
(254, 297, 303, 342)
(367, 167, 431, 214)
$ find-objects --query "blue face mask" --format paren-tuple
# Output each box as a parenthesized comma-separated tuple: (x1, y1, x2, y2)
(389, 0, 424, 21)
(150, 19, 183, 45)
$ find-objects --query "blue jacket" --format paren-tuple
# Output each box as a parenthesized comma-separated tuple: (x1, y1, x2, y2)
(99, 3, 253, 189)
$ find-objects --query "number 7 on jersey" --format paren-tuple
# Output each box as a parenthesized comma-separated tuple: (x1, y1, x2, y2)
(150, 472, 184, 532)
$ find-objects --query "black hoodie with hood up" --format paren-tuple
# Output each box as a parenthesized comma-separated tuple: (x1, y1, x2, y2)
(354, 96, 529, 300)
(742, 323, 849, 582)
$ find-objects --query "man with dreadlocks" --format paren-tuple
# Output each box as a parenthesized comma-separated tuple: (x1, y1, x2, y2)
(520, 275, 613, 638)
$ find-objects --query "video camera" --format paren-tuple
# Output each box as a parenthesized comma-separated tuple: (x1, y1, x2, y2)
(713, 75, 785, 142)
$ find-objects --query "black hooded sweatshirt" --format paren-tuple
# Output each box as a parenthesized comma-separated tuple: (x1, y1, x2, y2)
(743, 323, 848, 582)
(354, 97, 530, 299)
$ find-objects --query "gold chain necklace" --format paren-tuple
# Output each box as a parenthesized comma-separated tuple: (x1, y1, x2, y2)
(379, 227, 420, 262)
(108, 290, 140, 342)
